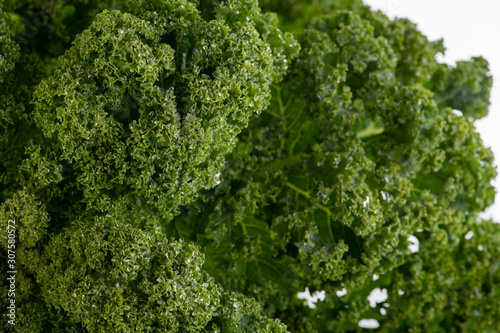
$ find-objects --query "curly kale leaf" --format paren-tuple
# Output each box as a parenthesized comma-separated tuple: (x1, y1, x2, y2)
(1, 1, 497, 331)
(314, 218, 500, 332)
(172, 10, 496, 331)
(0, 189, 52, 332)
(29, 1, 298, 226)
(34, 215, 286, 332)
(0, 189, 285, 332)
(431, 56, 493, 119)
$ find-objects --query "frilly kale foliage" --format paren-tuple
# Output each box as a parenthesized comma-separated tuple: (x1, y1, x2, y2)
(1, 0, 296, 331)
(35, 216, 286, 332)
(0, 0, 498, 332)
(29, 0, 298, 225)
(172, 5, 497, 333)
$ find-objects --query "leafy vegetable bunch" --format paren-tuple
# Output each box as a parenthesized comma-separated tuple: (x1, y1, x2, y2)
(0, 0, 498, 332)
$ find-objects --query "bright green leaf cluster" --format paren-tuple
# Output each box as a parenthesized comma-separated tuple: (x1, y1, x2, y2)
(1, 0, 297, 331)
(0, 0, 498, 332)
(34, 216, 286, 332)
(432, 56, 493, 119)
(374, 218, 500, 332)
(29, 0, 297, 225)
(172, 5, 497, 332)
(0, 189, 50, 332)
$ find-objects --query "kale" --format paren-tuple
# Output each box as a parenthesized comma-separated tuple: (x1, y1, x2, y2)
(0, 0, 497, 331)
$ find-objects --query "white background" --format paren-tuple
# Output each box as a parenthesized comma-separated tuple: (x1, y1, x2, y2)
(362, 0, 500, 222)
